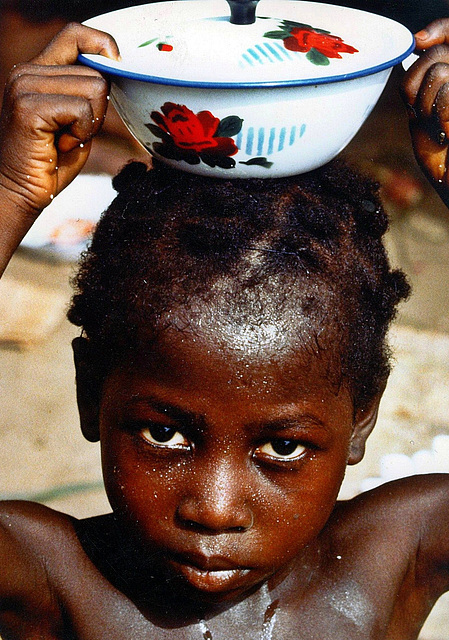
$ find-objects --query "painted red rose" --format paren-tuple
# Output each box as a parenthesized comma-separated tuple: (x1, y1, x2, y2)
(151, 103, 238, 156)
(284, 28, 358, 58)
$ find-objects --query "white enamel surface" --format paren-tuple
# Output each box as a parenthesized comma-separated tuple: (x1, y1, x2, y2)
(402, 52, 419, 71)
(81, 0, 413, 86)
(109, 67, 390, 177)
(79, 0, 409, 176)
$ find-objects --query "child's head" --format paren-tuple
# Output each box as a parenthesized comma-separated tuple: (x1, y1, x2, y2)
(68, 160, 409, 602)
(69, 159, 408, 411)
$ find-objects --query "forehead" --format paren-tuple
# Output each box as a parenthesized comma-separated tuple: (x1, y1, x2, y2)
(146, 271, 343, 361)
(120, 306, 346, 405)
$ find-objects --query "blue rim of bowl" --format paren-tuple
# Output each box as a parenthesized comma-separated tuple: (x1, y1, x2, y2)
(78, 34, 415, 90)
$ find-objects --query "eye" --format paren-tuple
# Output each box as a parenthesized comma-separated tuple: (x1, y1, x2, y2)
(140, 424, 189, 449)
(256, 439, 306, 461)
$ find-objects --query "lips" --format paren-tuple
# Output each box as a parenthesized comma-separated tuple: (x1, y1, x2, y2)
(167, 551, 252, 592)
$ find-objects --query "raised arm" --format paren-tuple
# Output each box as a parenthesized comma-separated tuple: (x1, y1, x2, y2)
(401, 19, 449, 208)
(0, 23, 120, 275)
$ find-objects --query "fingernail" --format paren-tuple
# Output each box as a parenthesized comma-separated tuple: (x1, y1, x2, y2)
(415, 28, 429, 40)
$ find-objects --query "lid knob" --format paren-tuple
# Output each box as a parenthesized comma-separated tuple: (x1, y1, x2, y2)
(227, 0, 260, 25)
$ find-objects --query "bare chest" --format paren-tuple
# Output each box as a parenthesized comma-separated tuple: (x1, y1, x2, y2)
(1, 578, 426, 640)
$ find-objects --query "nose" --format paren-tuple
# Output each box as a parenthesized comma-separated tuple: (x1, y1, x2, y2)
(176, 457, 254, 533)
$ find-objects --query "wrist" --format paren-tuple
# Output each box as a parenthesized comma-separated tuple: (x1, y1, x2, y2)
(0, 179, 43, 277)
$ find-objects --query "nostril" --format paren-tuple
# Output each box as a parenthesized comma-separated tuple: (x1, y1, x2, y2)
(178, 515, 252, 534)
(176, 499, 254, 533)
(181, 518, 210, 533)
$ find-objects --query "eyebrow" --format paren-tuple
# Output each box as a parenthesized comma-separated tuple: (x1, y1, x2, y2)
(257, 417, 327, 432)
(125, 395, 205, 428)
(125, 396, 327, 433)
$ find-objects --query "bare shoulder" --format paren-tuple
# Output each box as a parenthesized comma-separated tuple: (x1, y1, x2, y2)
(0, 498, 77, 549)
(331, 474, 449, 592)
(333, 473, 449, 534)
(0, 500, 79, 625)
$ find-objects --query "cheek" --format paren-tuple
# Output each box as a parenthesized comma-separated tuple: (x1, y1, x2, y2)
(256, 455, 348, 556)
(100, 432, 178, 527)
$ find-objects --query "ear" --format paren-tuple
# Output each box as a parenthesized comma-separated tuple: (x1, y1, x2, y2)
(72, 337, 101, 443)
(347, 388, 384, 466)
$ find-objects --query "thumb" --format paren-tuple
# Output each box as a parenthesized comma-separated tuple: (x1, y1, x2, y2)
(415, 18, 449, 51)
(33, 23, 120, 66)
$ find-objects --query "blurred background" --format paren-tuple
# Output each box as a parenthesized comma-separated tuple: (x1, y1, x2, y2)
(1, 1, 449, 638)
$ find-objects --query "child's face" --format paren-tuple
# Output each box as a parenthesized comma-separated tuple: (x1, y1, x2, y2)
(84, 317, 372, 603)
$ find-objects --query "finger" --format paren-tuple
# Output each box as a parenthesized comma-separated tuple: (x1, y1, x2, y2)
(401, 44, 449, 106)
(11, 92, 96, 152)
(416, 62, 449, 119)
(410, 123, 449, 184)
(7, 61, 104, 84)
(32, 23, 120, 66)
(434, 83, 449, 141)
(6, 72, 109, 137)
(415, 19, 449, 51)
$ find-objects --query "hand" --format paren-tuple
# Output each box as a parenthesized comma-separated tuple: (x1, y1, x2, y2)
(0, 22, 120, 218)
(401, 19, 449, 204)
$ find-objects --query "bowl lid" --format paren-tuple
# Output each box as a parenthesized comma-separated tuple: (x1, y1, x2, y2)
(80, 0, 414, 88)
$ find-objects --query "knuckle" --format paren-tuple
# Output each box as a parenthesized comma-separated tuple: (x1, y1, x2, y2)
(13, 92, 39, 116)
(6, 63, 32, 87)
(4, 70, 34, 102)
(9, 93, 45, 131)
(426, 43, 449, 64)
(429, 17, 449, 32)
(435, 82, 449, 106)
(61, 21, 83, 34)
(427, 61, 449, 80)
(86, 75, 109, 101)
(90, 74, 108, 89)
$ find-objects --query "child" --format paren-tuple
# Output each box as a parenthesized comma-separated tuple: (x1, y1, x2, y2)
(0, 22, 448, 640)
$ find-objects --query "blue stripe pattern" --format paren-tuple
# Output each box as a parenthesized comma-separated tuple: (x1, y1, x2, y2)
(239, 43, 303, 68)
(237, 125, 306, 156)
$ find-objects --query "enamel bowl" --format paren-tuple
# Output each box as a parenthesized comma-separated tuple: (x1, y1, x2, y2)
(80, 0, 414, 178)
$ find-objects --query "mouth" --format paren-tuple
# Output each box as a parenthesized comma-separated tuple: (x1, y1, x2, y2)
(167, 552, 252, 592)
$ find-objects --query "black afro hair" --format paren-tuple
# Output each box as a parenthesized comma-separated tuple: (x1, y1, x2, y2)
(68, 159, 410, 409)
